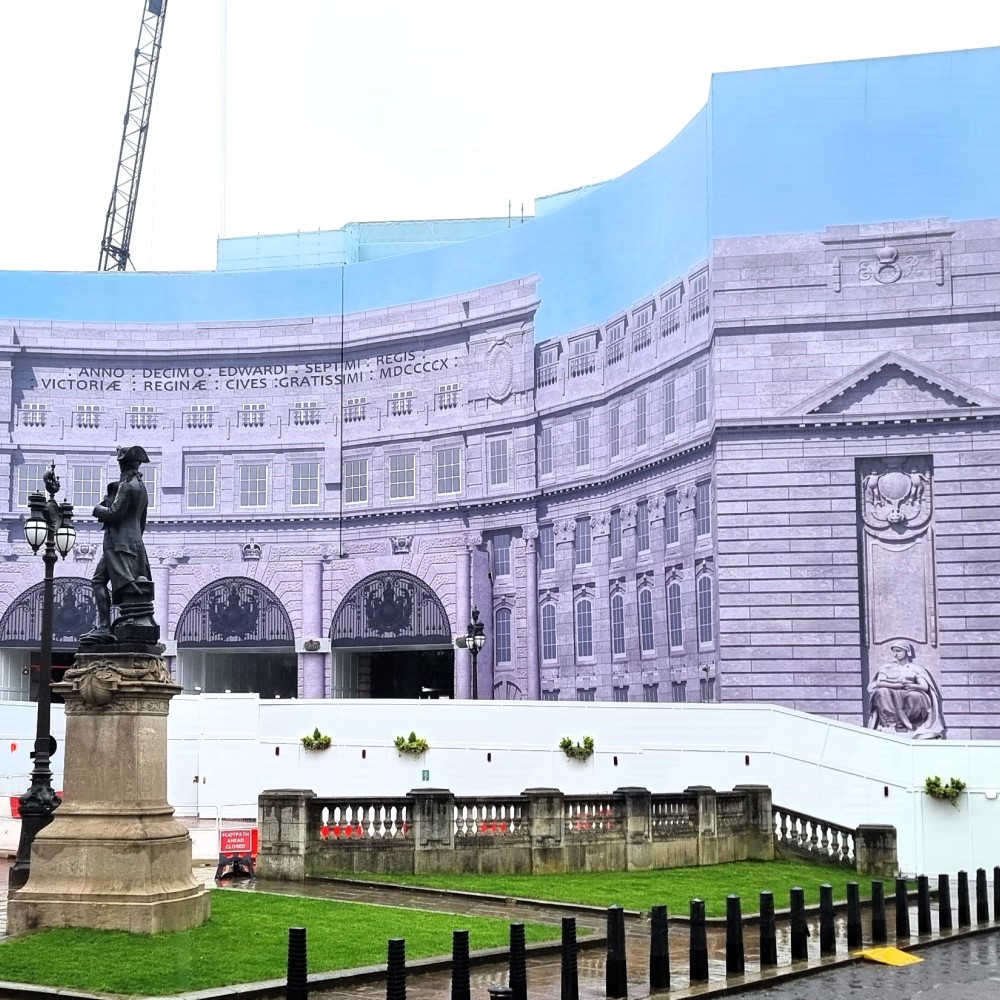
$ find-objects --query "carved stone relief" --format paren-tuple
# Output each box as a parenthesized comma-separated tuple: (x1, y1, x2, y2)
(857, 455, 945, 738)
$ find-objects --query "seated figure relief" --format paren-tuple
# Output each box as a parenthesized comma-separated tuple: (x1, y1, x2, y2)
(867, 640, 946, 739)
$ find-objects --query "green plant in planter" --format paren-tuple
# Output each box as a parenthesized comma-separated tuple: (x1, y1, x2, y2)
(394, 731, 430, 756)
(560, 735, 595, 761)
(301, 727, 332, 751)
(924, 775, 966, 805)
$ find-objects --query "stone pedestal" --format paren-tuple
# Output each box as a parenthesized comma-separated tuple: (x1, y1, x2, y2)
(6, 651, 210, 936)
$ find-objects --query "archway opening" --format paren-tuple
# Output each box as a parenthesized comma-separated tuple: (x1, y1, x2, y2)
(330, 571, 454, 699)
(175, 577, 296, 698)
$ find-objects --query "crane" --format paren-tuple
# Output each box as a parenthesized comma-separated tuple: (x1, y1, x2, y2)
(98, 0, 169, 271)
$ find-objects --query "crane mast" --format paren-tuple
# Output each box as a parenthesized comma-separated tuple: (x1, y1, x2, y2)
(98, 0, 169, 272)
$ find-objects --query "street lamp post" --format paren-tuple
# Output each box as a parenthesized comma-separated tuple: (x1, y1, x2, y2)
(466, 607, 486, 700)
(8, 463, 76, 891)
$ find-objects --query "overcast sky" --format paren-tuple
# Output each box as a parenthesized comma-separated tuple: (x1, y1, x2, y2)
(0, 1, 993, 273)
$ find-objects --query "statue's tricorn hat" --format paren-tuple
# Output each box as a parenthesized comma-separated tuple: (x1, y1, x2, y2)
(117, 445, 150, 465)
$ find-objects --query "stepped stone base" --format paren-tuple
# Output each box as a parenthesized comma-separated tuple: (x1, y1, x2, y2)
(6, 652, 210, 936)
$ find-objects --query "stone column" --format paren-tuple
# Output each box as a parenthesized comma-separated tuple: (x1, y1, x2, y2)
(455, 536, 474, 699)
(687, 784, 718, 866)
(471, 537, 494, 698)
(855, 824, 898, 876)
(524, 787, 565, 873)
(620, 504, 638, 692)
(553, 520, 576, 693)
(733, 784, 774, 860)
(648, 496, 668, 695)
(410, 787, 455, 873)
(592, 512, 611, 691)
(152, 554, 179, 676)
(299, 560, 325, 698)
(6, 652, 211, 935)
(614, 786, 652, 871)
(524, 526, 540, 700)
(257, 788, 317, 881)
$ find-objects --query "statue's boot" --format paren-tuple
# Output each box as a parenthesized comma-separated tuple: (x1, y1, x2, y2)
(79, 586, 116, 644)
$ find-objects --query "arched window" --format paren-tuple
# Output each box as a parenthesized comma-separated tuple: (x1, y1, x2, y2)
(540, 603, 557, 662)
(610, 593, 625, 656)
(667, 581, 683, 649)
(575, 598, 594, 660)
(638, 588, 655, 653)
(495, 607, 512, 664)
(697, 575, 714, 645)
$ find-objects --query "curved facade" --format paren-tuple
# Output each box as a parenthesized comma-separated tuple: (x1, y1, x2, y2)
(1, 48, 1000, 737)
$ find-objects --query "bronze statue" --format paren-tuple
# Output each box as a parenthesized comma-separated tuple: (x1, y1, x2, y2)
(81, 445, 159, 647)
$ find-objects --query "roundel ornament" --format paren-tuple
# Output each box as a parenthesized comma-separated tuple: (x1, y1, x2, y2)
(488, 343, 514, 402)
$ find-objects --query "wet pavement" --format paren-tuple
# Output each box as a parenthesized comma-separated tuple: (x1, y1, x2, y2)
(2, 861, 998, 999)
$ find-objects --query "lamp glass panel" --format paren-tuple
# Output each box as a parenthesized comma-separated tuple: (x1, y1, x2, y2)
(55, 523, 77, 556)
(24, 516, 47, 551)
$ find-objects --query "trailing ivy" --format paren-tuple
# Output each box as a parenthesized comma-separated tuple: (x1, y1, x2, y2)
(559, 735, 595, 761)
(924, 775, 966, 806)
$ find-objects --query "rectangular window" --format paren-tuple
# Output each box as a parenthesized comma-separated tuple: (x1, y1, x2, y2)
(664, 380, 676, 435)
(240, 402, 267, 428)
(610, 406, 621, 458)
(488, 438, 510, 487)
(185, 403, 214, 429)
(635, 393, 647, 447)
(697, 575, 715, 645)
(16, 463, 48, 508)
(606, 319, 626, 366)
(238, 464, 269, 508)
(638, 588, 655, 652)
(642, 683, 659, 703)
(695, 365, 708, 423)
(541, 689, 560, 702)
(291, 461, 320, 507)
(539, 426, 554, 476)
(345, 397, 367, 423)
(128, 404, 157, 430)
(696, 481, 712, 537)
(390, 390, 414, 417)
(576, 687, 596, 702)
(609, 509, 622, 560)
(72, 465, 103, 508)
(661, 285, 682, 336)
(143, 465, 158, 511)
(541, 603, 557, 661)
(569, 334, 597, 377)
(186, 466, 216, 509)
(667, 582, 683, 649)
(612, 686, 629, 703)
(436, 447, 462, 495)
(671, 680, 687, 703)
(575, 599, 594, 659)
(574, 517, 592, 567)
(494, 608, 512, 664)
(610, 594, 625, 656)
(574, 416, 590, 468)
(689, 269, 709, 320)
(539, 524, 555, 571)
(636, 500, 650, 553)
(436, 383, 459, 410)
(700, 676, 715, 703)
(665, 492, 679, 545)
(292, 400, 321, 425)
(75, 404, 102, 429)
(388, 454, 416, 500)
(343, 458, 369, 504)
(20, 402, 48, 428)
(492, 532, 511, 577)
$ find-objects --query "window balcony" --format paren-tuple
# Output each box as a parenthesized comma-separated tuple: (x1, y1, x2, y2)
(660, 307, 681, 336)
(536, 362, 559, 388)
(631, 323, 652, 353)
(689, 291, 709, 321)
(570, 351, 598, 377)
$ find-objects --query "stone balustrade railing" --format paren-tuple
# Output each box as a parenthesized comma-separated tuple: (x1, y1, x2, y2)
(258, 783, 789, 880)
(772, 804, 897, 876)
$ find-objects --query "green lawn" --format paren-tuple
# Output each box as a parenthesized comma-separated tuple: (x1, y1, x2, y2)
(328, 858, 886, 917)
(0, 890, 560, 996)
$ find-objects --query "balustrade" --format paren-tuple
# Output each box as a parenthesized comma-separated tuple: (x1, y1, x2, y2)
(772, 805, 855, 866)
(454, 798, 527, 838)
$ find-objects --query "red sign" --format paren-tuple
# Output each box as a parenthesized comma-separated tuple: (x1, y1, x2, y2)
(220, 828, 257, 855)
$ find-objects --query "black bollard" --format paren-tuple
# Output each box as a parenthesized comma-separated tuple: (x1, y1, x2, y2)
(846, 882, 863, 950)
(958, 870, 971, 928)
(790, 887, 809, 961)
(689, 899, 709, 983)
(725, 895, 745, 975)
(871, 880, 887, 945)
(917, 876, 932, 936)
(649, 905, 670, 991)
(487, 988, 513, 1000)
(938, 874, 953, 931)
(606, 906, 628, 999)
(976, 869, 990, 925)
(759, 891, 778, 968)
(819, 884, 836, 956)
(286, 926, 308, 1000)
(386, 938, 406, 1000)
(895, 877, 910, 941)
(451, 929, 470, 1000)
(561, 917, 579, 1000)
(509, 923, 527, 1000)
(995, 867, 1000, 925)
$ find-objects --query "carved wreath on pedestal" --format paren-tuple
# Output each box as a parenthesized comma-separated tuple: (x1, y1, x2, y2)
(861, 460, 932, 534)
(62, 657, 173, 710)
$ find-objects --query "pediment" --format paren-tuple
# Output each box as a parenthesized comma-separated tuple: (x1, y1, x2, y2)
(784, 352, 1000, 417)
